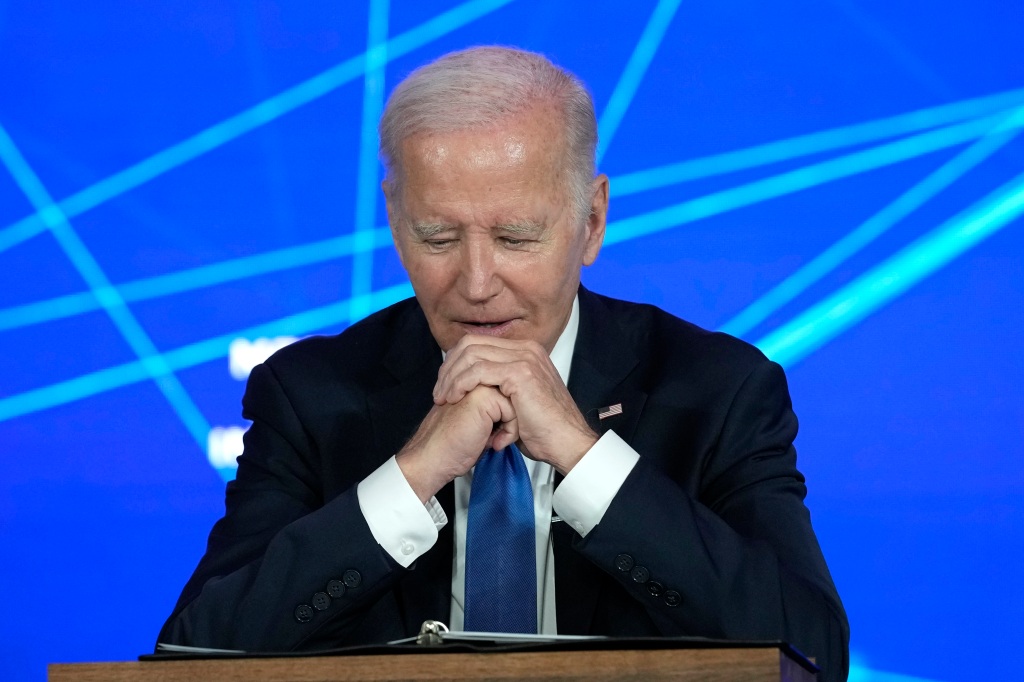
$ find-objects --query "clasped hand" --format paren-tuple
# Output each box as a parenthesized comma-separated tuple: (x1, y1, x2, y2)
(396, 335, 598, 503)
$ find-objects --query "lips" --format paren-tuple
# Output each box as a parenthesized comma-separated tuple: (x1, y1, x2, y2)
(455, 319, 517, 336)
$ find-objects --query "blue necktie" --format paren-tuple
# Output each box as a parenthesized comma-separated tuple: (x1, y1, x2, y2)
(463, 443, 537, 633)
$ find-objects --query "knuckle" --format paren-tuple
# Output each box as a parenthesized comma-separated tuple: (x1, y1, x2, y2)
(512, 359, 537, 380)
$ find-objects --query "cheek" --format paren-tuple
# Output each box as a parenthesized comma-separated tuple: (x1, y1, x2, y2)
(507, 263, 576, 307)
(405, 258, 455, 299)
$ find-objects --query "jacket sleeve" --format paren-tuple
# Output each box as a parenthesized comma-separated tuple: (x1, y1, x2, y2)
(157, 361, 404, 651)
(573, 360, 850, 681)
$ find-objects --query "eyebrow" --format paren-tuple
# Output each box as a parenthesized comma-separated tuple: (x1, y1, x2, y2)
(409, 220, 546, 239)
(495, 220, 545, 236)
(409, 222, 454, 238)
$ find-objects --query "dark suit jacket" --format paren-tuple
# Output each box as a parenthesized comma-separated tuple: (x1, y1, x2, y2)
(159, 288, 849, 680)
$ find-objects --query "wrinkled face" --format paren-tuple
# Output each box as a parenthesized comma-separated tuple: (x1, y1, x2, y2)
(384, 106, 608, 352)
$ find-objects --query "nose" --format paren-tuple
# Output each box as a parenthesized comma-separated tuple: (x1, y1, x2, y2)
(458, 237, 501, 303)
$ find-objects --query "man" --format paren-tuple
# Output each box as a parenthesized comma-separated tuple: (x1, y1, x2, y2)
(159, 46, 849, 680)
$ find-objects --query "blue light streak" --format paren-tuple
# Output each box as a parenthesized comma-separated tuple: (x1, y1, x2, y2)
(0, 123, 210, 447)
(0, 213, 44, 254)
(756, 169, 1024, 367)
(721, 105, 1024, 337)
(0, 227, 394, 332)
(611, 88, 1024, 196)
(604, 110, 1021, 246)
(848, 663, 945, 682)
(596, 0, 683, 164)
(0, 0, 515, 256)
(0, 282, 414, 423)
(351, 0, 391, 323)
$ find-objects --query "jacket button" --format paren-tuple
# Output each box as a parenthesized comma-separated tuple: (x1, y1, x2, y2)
(647, 580, 664, 597)
(326, 580, 346, 598)
(343, 569, 362, 588)
(630, 565, 650, 584)
(294, 604, 314, 623)
(614, 554, 634, 572)
(664, 590, 682, 607)
(312, 591, 331, 611)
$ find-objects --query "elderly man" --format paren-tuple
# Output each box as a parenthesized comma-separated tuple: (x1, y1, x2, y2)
(159, 46, 849, 680)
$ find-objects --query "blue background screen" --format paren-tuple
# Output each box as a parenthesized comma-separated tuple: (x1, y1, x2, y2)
(1, 2, 1021, 680)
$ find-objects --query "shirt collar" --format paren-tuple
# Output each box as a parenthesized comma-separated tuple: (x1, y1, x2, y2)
(549, 294, 579, 386)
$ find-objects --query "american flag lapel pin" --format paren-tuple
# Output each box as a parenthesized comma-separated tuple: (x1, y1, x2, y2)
(598, 403, 623, 420)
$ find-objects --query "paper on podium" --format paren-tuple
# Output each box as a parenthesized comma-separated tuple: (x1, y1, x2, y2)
(388, 620, 606, 646)
(155, 642, 245, 654)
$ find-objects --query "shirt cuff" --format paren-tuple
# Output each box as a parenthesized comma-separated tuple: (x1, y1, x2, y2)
(552, 430, 639, 537)
(357, 455, 447, 568)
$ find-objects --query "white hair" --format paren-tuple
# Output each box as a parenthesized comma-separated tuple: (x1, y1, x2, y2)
(379, 46, 598, 224)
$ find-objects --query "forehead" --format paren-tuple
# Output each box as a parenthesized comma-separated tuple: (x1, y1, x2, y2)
(394, 108, 569, 223)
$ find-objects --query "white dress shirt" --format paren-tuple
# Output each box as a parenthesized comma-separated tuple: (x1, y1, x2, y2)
(357, 296, 640, 633)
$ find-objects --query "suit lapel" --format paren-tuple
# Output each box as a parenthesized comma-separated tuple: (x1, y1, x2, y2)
(567, 287, 647, 455)
(567, 288, 646, 444)
(555, 287, 649, 634)
(365, 304, 454, 634)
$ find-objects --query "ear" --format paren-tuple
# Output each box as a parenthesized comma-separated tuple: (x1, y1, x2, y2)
(582, 174, 609, 266)
(382, 179, 406, 267)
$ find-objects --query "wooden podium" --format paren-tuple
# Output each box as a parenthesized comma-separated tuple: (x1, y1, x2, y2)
(49, 643, 817, 681)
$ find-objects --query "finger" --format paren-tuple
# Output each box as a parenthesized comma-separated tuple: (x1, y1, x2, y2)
(435, 336, 505, 392)
(441, 356, 535, 405)
(476, 384, 516, 424)
(487, 393, 519, 451)
(435, 345, 528, 403)
(437, 336, 546, 383)
(489, 423, 518, 451)
(489, 405, 519, 450)
(436, 334, 497, 381)
(441, 356, 502, 403)
(468, 385, 517, 443)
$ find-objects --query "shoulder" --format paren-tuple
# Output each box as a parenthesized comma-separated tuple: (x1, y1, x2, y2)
(257, 296, 428, 387)
(582, 289, 770, 379)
